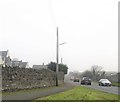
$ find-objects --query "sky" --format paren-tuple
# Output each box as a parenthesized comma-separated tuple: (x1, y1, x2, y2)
(0, 0, 118, 72)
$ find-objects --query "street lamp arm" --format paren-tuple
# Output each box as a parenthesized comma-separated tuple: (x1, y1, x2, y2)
(59, 42, 67, 45)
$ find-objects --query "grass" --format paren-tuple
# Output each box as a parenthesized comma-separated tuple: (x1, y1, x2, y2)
(35, 86, 119, 100)
(112, 83, 120, 87)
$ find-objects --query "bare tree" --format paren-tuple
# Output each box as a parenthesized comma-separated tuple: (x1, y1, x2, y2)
(101, 71, 106, 78)
(81, 70, 93, 79)
(91, 65, 103, 81)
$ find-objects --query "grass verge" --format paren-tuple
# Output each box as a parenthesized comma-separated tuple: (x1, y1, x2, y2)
(112, 83, 120, 87)
(35, 86, 119, 100)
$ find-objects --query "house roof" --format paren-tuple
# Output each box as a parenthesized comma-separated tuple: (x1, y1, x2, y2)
(32, 65, 48, 69)
(20, 62, 28, 68)
(12, 60, 22, 63)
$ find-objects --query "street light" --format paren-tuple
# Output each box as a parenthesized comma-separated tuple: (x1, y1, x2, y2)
(59, 42, 67, 45)
(56, 27, 66, 86)
(59, 42, 67, 64)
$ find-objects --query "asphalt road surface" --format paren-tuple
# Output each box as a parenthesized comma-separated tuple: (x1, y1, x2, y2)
(72, 81, 120, 95)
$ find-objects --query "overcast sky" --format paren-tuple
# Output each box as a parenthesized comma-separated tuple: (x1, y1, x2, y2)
(0, 0, 118, 72)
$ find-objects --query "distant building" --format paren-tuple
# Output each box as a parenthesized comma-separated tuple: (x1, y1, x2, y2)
(0, 55, 2, 65)
(0, 50, 12, 67)
(20, 62, 29, 68)
(12, 60, 22, 68)
(12, 58, 29, 68)
(32, 65, 48, 70)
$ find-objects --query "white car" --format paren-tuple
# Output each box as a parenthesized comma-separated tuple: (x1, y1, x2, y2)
(98, 79, 111, 86)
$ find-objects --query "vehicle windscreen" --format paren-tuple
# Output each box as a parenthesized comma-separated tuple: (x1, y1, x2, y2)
(100, 79, 108, 81)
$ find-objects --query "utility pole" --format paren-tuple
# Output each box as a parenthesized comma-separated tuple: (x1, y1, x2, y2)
(56, 26, 59, 86)
(56, 27, 66, 86)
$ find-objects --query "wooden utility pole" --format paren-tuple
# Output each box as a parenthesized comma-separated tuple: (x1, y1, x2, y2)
(56, 27, 59, 86)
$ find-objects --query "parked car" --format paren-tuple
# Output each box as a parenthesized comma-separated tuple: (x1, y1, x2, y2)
(81, 77, 91, 85)
(73, 78, 79, 82)
(98, 79, 111, 86)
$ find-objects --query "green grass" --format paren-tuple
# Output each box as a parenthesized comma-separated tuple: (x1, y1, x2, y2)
(35, 86, 119, 100)
(112, 83, 120, 87)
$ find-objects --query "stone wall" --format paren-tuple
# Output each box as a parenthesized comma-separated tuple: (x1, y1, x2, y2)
(0, 65, 2, 102)
(2, 67, 64, 92)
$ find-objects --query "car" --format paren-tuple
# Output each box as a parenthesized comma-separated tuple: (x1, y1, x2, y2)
(98, 79, 111, 86)
(73, 78, 79, 82)
(81, 77, 91, 85)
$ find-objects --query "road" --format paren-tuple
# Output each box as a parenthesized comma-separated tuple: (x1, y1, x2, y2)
(83, 83, 120, 95)
(71, 81, 120, 95)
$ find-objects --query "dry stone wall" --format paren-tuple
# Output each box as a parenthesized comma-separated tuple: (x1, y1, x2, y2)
(2, 67, 64, 92)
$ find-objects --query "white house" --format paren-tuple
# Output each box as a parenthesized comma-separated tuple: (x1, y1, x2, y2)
(0, 50, 12, 67)
(12, 59, 22, 68)
(12, 61, 29, 68)
(0, 55, 2, 65)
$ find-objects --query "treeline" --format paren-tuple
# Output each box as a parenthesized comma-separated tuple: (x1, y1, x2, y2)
(69, 65, 118, 83)
(47, 62, 68, 74)
(81, 65, 106, 81)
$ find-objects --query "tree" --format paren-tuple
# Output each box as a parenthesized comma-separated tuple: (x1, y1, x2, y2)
(59, 63, 68, 74)
(91, 65, 102, 75)
(100, 71, 106, 79)
(47, 62, 68, 74)
(47, 62, 56, 72)
(91, 65, 103, 81)
(82, 70, 93, 79)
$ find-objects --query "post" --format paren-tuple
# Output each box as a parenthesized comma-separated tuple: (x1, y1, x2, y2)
(56, 27, 59, 86)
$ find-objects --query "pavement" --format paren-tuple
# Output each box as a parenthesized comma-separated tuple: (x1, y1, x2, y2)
(2, 82, 76, 101)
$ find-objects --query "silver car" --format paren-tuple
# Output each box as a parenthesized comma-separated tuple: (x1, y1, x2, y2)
(99, 79, 111, 86)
